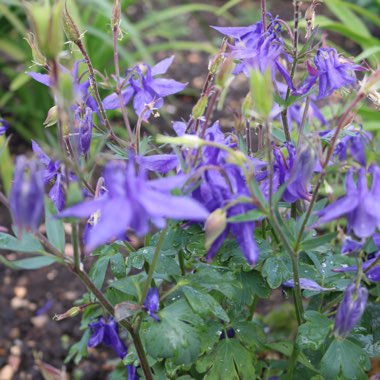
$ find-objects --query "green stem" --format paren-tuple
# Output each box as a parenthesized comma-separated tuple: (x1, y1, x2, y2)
(178, 249, 186, 276)
(69, 223, 153, 379)
(263, 122, 304, 324)
(76, 40, 127, 148)
(140, 228, 167, 304)
(286, 342, 299, 380)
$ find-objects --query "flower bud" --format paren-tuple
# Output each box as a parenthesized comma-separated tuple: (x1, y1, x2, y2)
(205, 208, 227, 251)
(156, 134, 202, 148)
(25, 32, 46, 66)
(53, 306, 81, 321)
(333, 283, 368, 338)
(226, 150, 247, 167)
(25, 0, 65, 59)
(43, 106, 58, 127)
(10, 156, 44, 233)
(192, 96, 208, 120)
(112, 0, 121, 29)
(249, 69, 273, 120)
(62, 3, 81, 43)
(216, 55, 234, 88)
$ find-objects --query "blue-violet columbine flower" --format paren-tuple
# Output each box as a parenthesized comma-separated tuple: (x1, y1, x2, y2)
(317, 167, 380, 238)
(293, 47, 364, 99)
(103, 56, 187, 119)
(282, 278, 333, 292)
(333, 252, 380, 282)
(88, 317, 127, 359)
(32, 141, 67, 211)
(333, 283, 368, 338)
(59, 158, 209, 252)
(266, 142, 317, 203)
(0, 117, 9, 135)
(212, 15, 293, 87)
(334, 126, 371, 167)
(10, 156, 44, 233)
(144, 288, 160, 321)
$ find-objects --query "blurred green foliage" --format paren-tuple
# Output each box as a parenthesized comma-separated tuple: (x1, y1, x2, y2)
(0, 0, 379, 142)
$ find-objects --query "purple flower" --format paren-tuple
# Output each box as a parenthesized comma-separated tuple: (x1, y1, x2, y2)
(0, 117, 9, 135)
(195, 165, 260, 266)
(137, 154, 179, 174)
(282, 278, 333, 292)
(89, 317, 127, 359)
(59, 158, 209, 252)
(213, 16, 292, 86)
(265, 142, 317, 203)
(32, 141, 66, 211)
(333, 283, 368, 338)
(144, 288, 160, 321)
(341, 237, 363, 254)
(28, 61, 99, 117)
(333, 253, 380, 282)
(10, 156, 44, 233)
(334, 127, 371, 166)
(103, 56, 187, 119)
(73, 106, 93, 158)
(317, 167, 380, 238)
(293, 48, 364, 99)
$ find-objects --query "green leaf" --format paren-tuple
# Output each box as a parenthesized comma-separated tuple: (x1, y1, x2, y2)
(187, 267, 238, 299)
(129, 247, 180, 279)
(300, 232, 335, 251)
(110, 252, 126, 279)
(325, 0, 371, 37)
(321, 339, 371, 380)
(196, 339, 256, 379)
(0, 255, 58, 270)
(298, 26, 320, 57)
(262, 256, 291, 289)
(65, 329, 90, 364)
(266, 341, 319, 372)
(234, 271, 271, 305)
(0, 232, 43, 253)
(45, 198, 65, 252)
(297, 311, 332, 351)
(183, 286, 230, 322)
(141, 299, 202, 365)
(89, 255, 110, 290)
(232, 320, 266, 350)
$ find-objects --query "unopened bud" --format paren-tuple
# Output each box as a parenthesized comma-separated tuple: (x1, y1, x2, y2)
(25, 0, 65, 59)
(43, 106, 58, 127)
(192, 96, 208, 120)
(63, 3, 81, 43)
(112, 0, 121, 29)
(324, 179, 334, 195)
(10, 156, 44, 234)
(333, 283, 368, 338)
(53, 306, 81, 321)
(208, 54, 224, 76)
(249, 69, 273, 120)
(242, 92, 253, 119)
(305, 6, 315, 39)
(216, 55, 234, 88)
(205, 208, 227, 251)
(156, 134, 202, 148)
(25, 32, 46, 66)
(226, 150, 248, 167)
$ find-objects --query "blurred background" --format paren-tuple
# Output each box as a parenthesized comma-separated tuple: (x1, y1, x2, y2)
(0, 0, 379, 378)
